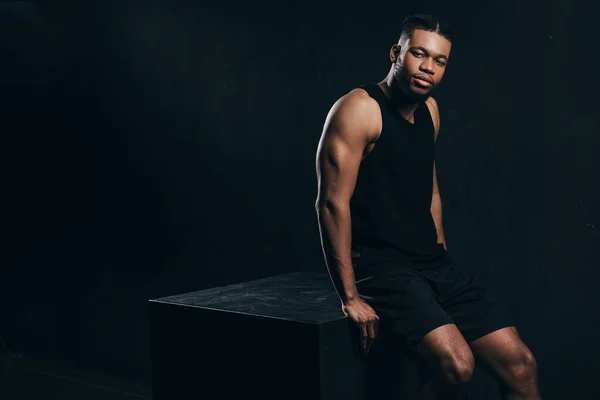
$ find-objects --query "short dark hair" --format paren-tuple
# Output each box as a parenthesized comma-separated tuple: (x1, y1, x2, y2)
(398, 14, 453, 43)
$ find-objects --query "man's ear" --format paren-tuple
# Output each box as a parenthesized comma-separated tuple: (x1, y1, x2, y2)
(390, 44, 401, 63)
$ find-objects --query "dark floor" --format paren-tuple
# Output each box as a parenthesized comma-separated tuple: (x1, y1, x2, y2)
(0, 352, 151, 400)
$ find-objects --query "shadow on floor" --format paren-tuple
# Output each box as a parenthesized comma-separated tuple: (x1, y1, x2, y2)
(0, 352, 151, 400)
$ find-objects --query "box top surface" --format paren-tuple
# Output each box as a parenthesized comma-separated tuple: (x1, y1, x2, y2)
(150, 271, 347, 324)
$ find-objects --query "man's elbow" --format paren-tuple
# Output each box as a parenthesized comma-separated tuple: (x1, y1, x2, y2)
(316, 197, 350, 216)
(430, 193, 442, 210)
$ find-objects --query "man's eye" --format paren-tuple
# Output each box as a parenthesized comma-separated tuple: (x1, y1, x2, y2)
(436, 60, 446, 66)
(412, 51, 424, 57)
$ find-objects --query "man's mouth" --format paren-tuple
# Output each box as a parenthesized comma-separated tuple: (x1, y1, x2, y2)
(413, 76, 434, 87)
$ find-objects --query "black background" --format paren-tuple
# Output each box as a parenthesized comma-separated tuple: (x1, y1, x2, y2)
(1, 0, 599, 398)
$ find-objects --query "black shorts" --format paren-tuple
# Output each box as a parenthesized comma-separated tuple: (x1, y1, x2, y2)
(354, 256, 514, 352)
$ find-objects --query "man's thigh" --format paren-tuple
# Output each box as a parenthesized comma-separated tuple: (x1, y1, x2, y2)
(433, 263, 515, 343)
(415, 323, 473, 370)
(356, 266, 456, 350)
(468, 326, 535, 381)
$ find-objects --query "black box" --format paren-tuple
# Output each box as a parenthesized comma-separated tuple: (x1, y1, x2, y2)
(149, 271, 421, 400)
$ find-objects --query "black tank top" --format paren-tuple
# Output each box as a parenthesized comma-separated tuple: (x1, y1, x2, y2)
(350, 83, 448, 271)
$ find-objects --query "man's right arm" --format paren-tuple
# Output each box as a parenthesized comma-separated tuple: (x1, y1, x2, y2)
(315, 89, 380, 304)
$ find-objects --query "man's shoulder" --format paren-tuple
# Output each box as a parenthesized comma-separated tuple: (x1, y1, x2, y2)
(425, 96, 439, 113)
(330, 87, 381, 120)
(424, 96, 440, 137)
(325, 87, 382, 141)
(340, 86, 379, 108)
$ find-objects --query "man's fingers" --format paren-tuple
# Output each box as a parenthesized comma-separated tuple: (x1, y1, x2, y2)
(367, 320, 376, 340)
(363, 320, 375, 354)
(360, 323, 368, 347)
(347, 303, 379, 354)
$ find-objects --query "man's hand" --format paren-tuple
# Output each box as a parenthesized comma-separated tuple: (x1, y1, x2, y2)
(342, 298, 379, 354)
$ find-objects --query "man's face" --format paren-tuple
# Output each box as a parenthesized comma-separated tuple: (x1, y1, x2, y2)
(392, 29, 452, 101)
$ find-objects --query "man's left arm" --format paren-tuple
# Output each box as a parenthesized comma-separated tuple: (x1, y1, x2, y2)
(426, 97, 446, 250)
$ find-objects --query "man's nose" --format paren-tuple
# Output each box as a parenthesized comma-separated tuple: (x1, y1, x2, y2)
(420, 58, 435, 74)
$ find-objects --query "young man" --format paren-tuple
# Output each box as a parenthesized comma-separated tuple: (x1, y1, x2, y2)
(315, 14, 542, 400)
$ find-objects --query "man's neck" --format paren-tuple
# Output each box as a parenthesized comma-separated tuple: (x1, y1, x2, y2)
(378, 79, 422, 123)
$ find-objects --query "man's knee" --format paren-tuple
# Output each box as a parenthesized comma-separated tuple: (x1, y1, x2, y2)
(506, 348, 537, 383)
(417, 324, 475, 386)
(439, 349, 475, 385)
(419, 324, 475, 385)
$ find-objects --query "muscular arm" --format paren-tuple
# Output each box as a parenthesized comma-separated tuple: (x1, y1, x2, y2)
(315, 90, 380, 304)
(426, 97, 447, 249)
